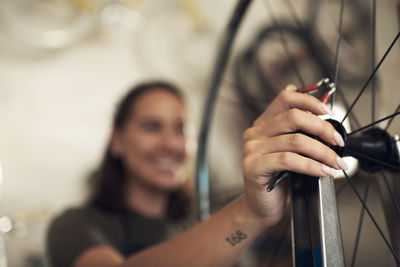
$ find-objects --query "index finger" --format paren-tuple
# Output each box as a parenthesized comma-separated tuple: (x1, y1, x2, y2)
(254, 89, 333, 126)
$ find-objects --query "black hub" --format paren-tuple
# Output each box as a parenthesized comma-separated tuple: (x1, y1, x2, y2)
(326, 119, 400, 173)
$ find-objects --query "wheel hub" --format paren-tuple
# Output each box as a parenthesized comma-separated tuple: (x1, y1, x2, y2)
(326, 119, 400, 173)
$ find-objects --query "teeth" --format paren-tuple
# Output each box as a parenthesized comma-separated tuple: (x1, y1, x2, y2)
(154, 158, 180, 171)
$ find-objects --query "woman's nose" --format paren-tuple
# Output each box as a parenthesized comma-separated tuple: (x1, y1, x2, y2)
(160, 130, 185, 152)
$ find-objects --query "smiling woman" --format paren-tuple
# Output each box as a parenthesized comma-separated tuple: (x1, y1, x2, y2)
(46, 81, 193, 267)
(110, 88, 187, 195)
(44, 80, 348, 267)
(46, 79, 347, 267)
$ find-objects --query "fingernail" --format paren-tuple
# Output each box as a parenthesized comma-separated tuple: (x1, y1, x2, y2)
(334, 131, 345, 147)
(321, 103, 334, 116)
(322, 165, 338, 176)
(285, 84, 297, 91)
(336, 157, 349, 171)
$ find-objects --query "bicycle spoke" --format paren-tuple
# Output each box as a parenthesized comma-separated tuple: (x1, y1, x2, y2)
(348, 110, 400, 136)
(263, 0, 305, 87)
(333, 0, 345, 86)
(350, 174, 371, 267)
(385, 104, 400, 131)
(342, 31, 400, 124)
(345, 149, 400, 171)
(329, 0, 345, 108)
(371, 0, 377, 123)
(336, 88, 362, 130)
(381, 172, 400, 218)
(343, 171, 400, 264)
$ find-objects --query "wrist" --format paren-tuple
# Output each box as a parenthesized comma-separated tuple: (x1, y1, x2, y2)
(235, 195, 274, 233)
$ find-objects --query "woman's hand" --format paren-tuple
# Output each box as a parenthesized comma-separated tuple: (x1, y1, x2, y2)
(242, 86, 348, 228)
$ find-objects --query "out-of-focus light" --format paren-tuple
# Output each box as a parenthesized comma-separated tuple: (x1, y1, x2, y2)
(0, 217, 12, 233)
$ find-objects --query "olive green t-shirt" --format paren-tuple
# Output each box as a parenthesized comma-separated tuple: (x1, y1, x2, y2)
(46, 205, 175, 267)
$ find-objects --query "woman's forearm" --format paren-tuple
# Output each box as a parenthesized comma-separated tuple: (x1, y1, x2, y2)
(123, 195, 268, 267)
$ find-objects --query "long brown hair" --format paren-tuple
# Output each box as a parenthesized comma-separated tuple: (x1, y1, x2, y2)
(89, 81, 192, 221)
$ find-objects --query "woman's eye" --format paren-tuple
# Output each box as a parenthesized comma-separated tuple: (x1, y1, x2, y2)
(176, 124, 185, 136)
(176, 125, 184, 135)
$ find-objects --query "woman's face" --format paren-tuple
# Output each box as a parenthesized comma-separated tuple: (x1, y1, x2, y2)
(112, 89, 187, 191)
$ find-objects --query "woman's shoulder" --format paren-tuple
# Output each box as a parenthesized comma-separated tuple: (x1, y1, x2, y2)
(46, 205, 115, 256)
(49, 205, 113, 230)
(46, 205, 116, 267)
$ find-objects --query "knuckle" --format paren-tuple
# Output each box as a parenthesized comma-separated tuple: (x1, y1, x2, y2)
(288, 133, 305, 149)
(243, 140, 257, 156)
(286, 108, 301, 123)
(242, 128, 254, 142)
(277, 152, 291, 166)
(305, 159, 314, 172)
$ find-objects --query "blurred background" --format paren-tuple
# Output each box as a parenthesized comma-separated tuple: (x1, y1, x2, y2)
(0, 0, 398, 266)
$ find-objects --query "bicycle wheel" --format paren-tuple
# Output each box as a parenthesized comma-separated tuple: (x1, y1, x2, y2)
(257, 1, 400, 266)
(195, 0, 400, 266)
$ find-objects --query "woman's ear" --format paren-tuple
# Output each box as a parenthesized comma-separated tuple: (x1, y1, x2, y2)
(110, 130, 123, 158)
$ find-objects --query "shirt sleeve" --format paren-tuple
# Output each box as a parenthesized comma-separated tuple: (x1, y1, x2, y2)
(46, 209, 108, 267)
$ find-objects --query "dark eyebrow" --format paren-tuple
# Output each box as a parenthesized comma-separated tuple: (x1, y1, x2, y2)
(136, 115, 161, 121)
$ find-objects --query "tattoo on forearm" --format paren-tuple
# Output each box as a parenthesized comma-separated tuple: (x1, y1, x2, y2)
(225, 230, 247, 246)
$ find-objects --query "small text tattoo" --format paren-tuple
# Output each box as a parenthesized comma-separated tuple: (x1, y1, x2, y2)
(225, 230, 247, 246)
